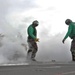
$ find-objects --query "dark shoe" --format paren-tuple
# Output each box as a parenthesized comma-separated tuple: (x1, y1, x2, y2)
(31, 58, 36, 61)
(72, 59, 75, 61)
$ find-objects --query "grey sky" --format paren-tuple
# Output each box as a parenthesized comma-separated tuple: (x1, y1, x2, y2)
(7, 0, 38, 13)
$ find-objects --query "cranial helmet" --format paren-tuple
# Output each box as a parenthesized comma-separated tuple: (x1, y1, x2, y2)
(32, 20, 39, 25)
(65, 19, 72, 25)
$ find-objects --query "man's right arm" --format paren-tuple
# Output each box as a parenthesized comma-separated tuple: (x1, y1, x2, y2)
(63, 25, 72, 40)
(62, 25, 72, 43)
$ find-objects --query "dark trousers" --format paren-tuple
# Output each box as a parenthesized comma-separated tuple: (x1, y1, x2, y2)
(70, 37, 75, 61)
(27, 39, 38, 59)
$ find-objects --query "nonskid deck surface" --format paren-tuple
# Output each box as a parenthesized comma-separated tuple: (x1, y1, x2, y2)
(0, 61, 75, 75)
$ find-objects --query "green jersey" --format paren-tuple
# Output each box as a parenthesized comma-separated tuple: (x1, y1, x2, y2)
(64, 22, 75, 40)
(27, 25, 37, 39)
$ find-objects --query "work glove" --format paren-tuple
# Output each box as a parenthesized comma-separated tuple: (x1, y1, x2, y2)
(62, 39, 65, 44)
(35, 38, 39, 42)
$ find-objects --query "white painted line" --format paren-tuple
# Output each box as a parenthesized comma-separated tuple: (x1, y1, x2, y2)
(37, 66, 61, 69)
(0, 63, 29, 66)
(62, 71, 75, 75)
(56, 71, 75, 75)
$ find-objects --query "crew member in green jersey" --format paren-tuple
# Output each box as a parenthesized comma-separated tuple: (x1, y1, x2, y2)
(27, 20, 39, 61)
(62, 19, 75, 61)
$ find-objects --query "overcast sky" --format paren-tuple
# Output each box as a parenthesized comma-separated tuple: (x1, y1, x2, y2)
(0, 0, 75, 62)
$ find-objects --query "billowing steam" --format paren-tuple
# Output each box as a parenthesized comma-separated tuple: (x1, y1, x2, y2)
(0, 28, 27, 64)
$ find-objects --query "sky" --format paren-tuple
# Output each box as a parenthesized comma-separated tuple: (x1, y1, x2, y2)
(0, 0, 75, 63)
